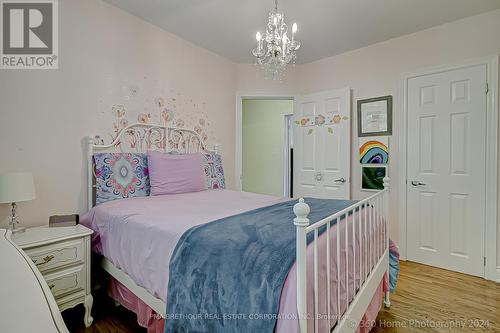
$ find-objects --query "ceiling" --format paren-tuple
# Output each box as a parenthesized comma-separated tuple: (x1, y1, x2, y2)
(103, 0, 500, 64)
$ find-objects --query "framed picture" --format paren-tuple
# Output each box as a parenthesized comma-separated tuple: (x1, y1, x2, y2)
(357, 96, 392, 137)
(359, 137, 389, 164)
(361, 165, 387, 191)
(49, 214, 79, 227)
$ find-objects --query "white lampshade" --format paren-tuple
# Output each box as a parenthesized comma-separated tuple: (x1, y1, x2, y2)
(0, 172, 36, 204)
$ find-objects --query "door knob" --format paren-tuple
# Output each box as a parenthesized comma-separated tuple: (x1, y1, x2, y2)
(334, 177, 346, 183)
(411, 181, 426, 187)
(315, 172, 323, 181)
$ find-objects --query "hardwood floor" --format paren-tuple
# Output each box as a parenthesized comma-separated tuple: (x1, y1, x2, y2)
(62, 291, 146, 333)
(63, 261, 499, 332)
(373, 261, 500, 332)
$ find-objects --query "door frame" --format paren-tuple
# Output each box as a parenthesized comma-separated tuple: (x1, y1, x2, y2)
(283, 114, 294, 197)
(398, 56, 499, 281)
(235, 92, 295, 191)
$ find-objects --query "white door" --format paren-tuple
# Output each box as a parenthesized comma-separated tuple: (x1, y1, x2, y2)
(294, 88, 351, 199)
(407, 64, 487, 277)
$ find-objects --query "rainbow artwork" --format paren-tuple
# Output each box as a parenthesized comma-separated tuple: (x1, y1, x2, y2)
(359, 137, 389, 164)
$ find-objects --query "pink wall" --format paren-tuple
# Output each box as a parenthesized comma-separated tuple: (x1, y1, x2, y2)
(238, 9, 500, 265)
(294, 9, 500, 263)
(0, 0, 236, 228)
(236, 63, 299, 95)
(0, 0, 498, 269)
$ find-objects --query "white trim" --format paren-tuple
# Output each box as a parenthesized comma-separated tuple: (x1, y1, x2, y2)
(398, 56, 499, 281)
(235, 92, 295, 191)
(485, 55, 499, 282)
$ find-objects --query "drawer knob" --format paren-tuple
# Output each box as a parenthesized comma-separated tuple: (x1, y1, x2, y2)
(35, 255, 55, 266)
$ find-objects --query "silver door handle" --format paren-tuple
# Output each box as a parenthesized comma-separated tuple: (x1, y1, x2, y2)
(411, 181, 426, 186)
(315, 172, 323, 182)
(334, 177, 346, 183)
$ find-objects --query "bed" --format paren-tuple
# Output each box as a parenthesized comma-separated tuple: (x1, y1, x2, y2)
(83, 123, 392, 333)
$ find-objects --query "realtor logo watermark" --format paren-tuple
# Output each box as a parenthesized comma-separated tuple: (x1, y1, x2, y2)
(1, 0, 58, 69)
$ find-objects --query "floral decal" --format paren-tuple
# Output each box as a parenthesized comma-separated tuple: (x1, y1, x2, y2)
(106, 88, 214, 148)
(112, 104, 125, 118)
(296, 113, 349, 129)
(298, 117, 311, 126)
(137, 113, 151, 124)
(315, 115, 325, 126)
(154, 97, 165, 108)
(161, 108, 174, 123)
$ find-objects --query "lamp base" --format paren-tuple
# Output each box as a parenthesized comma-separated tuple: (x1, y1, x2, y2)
(8, 202, 25, 234)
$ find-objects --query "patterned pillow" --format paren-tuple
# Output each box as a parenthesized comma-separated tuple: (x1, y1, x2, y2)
(202, 153, 225, 189)
(94, 153, 150, 204)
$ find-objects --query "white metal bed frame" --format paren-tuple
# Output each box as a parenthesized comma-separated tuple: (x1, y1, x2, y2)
(86, 123, 391, 333)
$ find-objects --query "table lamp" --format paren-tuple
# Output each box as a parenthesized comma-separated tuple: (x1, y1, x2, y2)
(0, 172, 36, 233)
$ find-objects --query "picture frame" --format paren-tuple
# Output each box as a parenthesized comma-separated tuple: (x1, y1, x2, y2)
(49, 214, 79, 227)
(361, 165, 387, 191)
(357, 95, 392, 137)
(359, 137, 389, 164)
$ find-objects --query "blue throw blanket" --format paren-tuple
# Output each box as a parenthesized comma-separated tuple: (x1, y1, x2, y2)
(388, 240, 399, 292)
(165, 198, 356, 333)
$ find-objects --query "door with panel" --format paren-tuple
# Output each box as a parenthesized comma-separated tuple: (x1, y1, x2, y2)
(406, 64, 487, 277)
(294, 88, 351, 200)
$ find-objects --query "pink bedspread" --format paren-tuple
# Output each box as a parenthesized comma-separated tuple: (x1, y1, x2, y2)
(81, 190, 386, 332)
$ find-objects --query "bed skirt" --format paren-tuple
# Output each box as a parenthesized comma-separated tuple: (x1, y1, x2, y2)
(106, 274, 388, 333)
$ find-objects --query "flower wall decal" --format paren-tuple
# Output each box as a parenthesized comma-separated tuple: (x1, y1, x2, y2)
(137, 113, 151, 124)
(112, 104, 125, 118)
(154, 97, 165, 108)
(315, 115, 325, 126)
(104, 84, 216, 148)
(296, 113, 350, 128)
(332, 115, 341, 124)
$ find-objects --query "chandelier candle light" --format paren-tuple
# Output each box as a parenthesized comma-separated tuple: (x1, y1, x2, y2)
(252, 0, 301, 80)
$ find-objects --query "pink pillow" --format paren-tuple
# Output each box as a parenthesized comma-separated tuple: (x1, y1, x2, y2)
(147, 151, 206, 195)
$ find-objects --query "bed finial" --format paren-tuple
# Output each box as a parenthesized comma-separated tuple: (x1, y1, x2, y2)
(383, 176, 390, 190)
(293, 198, 310, 227)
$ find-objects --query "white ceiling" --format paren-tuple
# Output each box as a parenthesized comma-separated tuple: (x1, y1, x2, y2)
(103, 0, 500, 64)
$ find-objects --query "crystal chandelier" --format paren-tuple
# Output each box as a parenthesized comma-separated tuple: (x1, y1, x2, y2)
(252, 0, 301, 80)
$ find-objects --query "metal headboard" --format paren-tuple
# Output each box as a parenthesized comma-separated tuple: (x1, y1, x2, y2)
(85, 123, 220, 211)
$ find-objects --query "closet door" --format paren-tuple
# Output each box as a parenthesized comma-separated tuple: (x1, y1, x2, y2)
(294, 88, 351, 199)
(406, 64, 487, 276)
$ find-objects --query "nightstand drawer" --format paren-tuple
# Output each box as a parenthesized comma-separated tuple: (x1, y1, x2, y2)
(25, 238, 84, 273)
(44, 264, 85, 299)
(12, 225, 94, 327)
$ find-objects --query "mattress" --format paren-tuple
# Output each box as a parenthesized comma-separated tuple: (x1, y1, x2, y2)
(81, 189, 386, 332)
(82, 190, 288, 302)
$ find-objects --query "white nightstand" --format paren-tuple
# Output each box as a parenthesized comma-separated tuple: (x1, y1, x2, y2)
(12, 225, 94, 327)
